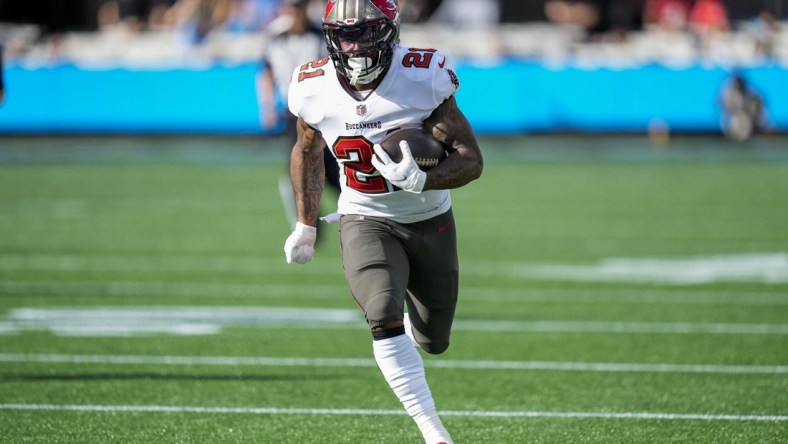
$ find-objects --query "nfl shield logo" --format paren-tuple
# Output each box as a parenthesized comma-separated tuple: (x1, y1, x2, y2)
(356, 104, 367, 116)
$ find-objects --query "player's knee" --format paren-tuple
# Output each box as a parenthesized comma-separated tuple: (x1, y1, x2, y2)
(364, 293, 401, 328)
(421, 340, 449, 355)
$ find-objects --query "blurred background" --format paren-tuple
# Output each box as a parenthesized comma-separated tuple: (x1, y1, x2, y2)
(0, 0, 786, 140)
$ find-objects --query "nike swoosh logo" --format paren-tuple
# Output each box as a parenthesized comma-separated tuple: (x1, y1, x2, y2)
(438, 57, 446, 68)
(438, 223, 452, 233)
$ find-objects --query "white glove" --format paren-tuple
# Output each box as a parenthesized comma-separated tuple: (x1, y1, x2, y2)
(372, 141, 427, 193)
(284, 222, 316, 264)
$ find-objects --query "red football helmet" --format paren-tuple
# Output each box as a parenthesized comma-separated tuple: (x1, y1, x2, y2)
(322, 0, 401, 85)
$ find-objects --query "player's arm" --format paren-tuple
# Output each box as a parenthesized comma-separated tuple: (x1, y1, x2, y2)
(422, 96, 483, 190)
(283, 117, 326, 264)
(290, 117, 327, 227)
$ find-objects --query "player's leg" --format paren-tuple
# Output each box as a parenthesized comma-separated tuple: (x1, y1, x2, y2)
(404, 209, 459, 355)
(340, 215, 408, 328)
(340, 215, 453, 444)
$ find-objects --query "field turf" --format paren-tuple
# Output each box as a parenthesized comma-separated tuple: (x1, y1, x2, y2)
(0, 135, 786, 443)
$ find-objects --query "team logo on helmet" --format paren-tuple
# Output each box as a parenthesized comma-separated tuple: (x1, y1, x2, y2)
(370, 0, 399, 19)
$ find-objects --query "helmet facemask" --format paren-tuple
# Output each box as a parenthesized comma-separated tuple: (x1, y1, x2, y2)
(323, 4, 399, 86)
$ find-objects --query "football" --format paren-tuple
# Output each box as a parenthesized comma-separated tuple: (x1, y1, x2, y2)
(378, 127, 447, 171)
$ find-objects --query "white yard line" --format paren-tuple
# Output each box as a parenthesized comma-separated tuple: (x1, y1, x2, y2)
(467, 253, 788, 284)
(1, 353, 785, 375)
(2, 252, 788, 285)
(460, 287, 788, 306)
(2, 306, 787, 336)
(2, 304, 787, 336)
(1, 279, 787, 306)
(0, 403, 784, 422)
(0, 254, 335, 274)
(452, 320, 788, 335)
(0, 280, 345, 300)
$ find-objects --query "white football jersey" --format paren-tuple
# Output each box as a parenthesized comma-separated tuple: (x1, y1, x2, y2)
(288, 44, 461, 223)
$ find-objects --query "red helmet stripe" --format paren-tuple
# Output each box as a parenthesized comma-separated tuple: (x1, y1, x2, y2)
(324, 0, 337, 21)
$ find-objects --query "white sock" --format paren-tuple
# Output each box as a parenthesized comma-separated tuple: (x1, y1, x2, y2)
(403, 312, 421, 349)
(373, 335, 452, 444)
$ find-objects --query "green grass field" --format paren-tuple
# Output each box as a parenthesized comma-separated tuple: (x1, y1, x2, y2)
(0, 135, 787, 443)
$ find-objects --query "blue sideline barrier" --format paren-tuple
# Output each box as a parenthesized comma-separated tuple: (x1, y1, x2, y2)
(0, 61, 786, 134)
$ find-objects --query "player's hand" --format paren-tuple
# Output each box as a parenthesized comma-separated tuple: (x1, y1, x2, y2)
(284, 222, 316, 264)
(372, 141, 426, 193)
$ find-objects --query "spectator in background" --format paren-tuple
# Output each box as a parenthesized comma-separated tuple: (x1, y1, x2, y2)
(720, 73, 768, 142)
(256, 0, 339, 236)
(689, 0, 729, 36)
(399, 0, 443, 23)
(97, 1, 121, 30)
(224, 0, 285, 33)
(97, 0, 178, 33)
(689, 0, 730, 61)
(167, 0, 234, 44)
(544, 0, 601, 36)
(97, 0, 142, 33)
(427, 0, 503, 58)
(428, 0, 500, 28)
(752, 10, 779, 61)
(147, 0, 179, 30)
(643, 0, 691, 31)
(546, 0, 642, 41)
(595, 0, 643, 42)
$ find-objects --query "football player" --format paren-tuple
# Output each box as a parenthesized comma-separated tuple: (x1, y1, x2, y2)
(283, 1, 483, 442)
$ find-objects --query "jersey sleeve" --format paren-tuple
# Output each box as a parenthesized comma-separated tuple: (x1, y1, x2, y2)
(287, 64, 304, 119)
(431, 50, 461, 107)
(398, 48, 460, 111)
(287, 57, 330, 126)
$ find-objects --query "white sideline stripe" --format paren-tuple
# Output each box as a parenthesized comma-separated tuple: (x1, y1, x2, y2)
(0, 404, 784, 422)
(1, 354, 786, 375)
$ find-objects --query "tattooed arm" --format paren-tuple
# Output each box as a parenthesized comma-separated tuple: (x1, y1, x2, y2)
(290, 117, 327, 227)
(422, 96, 483, 190)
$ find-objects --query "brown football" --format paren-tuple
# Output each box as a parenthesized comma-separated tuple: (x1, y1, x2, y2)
(378, 127, 447, 171)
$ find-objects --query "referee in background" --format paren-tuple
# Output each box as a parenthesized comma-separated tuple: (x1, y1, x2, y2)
(1, 43, 5, 105)
(256, 0, 340, 239)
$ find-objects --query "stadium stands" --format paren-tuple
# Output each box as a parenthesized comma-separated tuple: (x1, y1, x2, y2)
(1, 15, 787, 67)
(0, 5, 786, 135)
